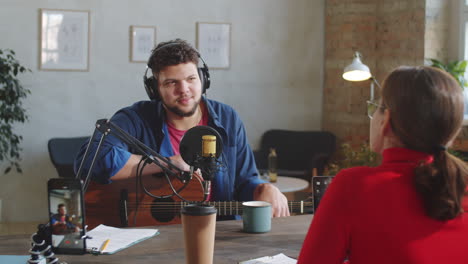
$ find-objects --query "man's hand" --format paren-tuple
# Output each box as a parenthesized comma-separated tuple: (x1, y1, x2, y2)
(168, 154, 190, 171)
(169, 154, 203, 182)
(253, 183, 290, 217)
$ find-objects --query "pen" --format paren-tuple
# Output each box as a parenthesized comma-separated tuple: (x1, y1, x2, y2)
(100, 239, 110, 252)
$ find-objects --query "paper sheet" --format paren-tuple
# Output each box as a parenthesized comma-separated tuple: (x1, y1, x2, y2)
(86, 224, 159, 254)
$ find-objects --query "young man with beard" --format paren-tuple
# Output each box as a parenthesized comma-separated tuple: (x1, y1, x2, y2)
(75, 39, 289, 218)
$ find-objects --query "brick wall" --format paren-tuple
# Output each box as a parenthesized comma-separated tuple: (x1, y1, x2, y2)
(324, 0, 468, 152)
(323, 0, 377, 146)
(323, 0, 426, 148)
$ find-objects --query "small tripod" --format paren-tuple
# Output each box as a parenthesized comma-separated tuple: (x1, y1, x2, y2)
(28, 224, 63, 264)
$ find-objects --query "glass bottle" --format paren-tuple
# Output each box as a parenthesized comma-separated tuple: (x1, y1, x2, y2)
(268, 148, 277, 183)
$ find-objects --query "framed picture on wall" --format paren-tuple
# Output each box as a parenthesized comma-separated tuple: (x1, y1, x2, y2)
(39, 9, 90, 71)
(196, 22, 231, 69)
(130, 26, 156, 63)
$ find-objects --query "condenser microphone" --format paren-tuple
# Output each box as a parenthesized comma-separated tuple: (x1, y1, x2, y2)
(201, 135, 217, 198)
(201, 135, 217, 179)
(179, 126, 223, 201)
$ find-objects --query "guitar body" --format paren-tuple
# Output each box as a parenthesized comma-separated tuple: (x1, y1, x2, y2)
(85, 176, 204, 229)
(85, 175, 314, 229)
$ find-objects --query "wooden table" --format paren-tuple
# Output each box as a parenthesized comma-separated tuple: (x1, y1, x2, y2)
(0, 215, 312, 263)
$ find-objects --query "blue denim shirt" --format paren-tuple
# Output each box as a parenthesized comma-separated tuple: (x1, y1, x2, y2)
(74, 97, 265, 203)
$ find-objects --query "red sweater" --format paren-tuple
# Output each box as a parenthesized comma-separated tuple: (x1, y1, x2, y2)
(297, 148, 468, 264)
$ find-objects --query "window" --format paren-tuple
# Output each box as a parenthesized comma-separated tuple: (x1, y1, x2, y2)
(457, 0, 468, 122)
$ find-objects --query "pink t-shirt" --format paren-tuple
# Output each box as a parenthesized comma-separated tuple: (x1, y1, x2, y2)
(167, 103, 209, 154)
(166, 103, 212, 200)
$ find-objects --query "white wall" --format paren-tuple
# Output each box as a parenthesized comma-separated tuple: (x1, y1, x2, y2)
(0, 0, 324, 222)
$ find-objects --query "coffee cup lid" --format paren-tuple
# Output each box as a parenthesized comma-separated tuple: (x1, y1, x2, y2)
(181, 203, 217, 216)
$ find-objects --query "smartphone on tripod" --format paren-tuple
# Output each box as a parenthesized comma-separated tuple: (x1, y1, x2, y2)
(47, 178, 86, 254)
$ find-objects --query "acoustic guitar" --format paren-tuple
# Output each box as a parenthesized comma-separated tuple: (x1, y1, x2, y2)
(84, 176, 313, 229)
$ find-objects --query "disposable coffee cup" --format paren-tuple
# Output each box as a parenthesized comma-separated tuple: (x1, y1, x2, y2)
(242, 201, 272, 233)
(181, 203, 217, 264)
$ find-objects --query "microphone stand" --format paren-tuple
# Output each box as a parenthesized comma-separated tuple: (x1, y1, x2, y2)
(75, 119, 192, 193)
(76, 120, 220, 236)
(29, 119, 197, 260)
(73, 118, 194, 244)
(180, 131, 221, 226)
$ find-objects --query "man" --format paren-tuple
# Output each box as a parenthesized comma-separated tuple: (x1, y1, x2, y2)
(51, 204, 79, 234)
(75, 39, 289, 217)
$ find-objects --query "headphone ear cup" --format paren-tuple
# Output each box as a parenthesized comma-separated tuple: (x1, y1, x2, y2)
(198, 68, 205, 93)
(198, 67, 211, 93)
(144, 76, 160, 100)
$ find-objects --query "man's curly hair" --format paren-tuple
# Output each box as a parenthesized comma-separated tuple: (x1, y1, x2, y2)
(147, 39, 199, 77)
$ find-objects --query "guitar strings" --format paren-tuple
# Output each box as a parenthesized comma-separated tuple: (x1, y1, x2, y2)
(119, 202, 313, 205)
(121, 202, 313, 205)
(119, 202, 313, 211)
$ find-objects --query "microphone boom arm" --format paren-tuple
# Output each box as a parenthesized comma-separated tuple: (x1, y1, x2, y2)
(75, 119, 190, 192)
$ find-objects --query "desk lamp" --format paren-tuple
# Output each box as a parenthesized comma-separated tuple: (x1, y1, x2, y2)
(342, 52, 381, 100)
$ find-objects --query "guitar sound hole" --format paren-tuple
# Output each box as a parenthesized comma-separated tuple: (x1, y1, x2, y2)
(151, 197, 176, 223)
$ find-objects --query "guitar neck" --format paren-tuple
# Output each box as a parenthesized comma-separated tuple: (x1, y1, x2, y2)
(179, 201, 313, 216)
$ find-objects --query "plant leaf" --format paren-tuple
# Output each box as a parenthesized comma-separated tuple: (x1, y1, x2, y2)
(428, 58, 467, 90)
(0, 48, 31, 174)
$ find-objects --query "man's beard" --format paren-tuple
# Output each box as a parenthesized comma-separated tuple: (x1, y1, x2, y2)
(163, 97, 201, 117)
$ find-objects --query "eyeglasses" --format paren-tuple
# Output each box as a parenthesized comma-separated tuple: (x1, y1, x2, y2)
(366, 100, 386, 119)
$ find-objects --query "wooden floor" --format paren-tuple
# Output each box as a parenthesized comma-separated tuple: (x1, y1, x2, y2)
(0, 222, 39, 235)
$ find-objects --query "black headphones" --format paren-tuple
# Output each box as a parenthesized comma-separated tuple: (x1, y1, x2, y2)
(143, 42, 211, 101)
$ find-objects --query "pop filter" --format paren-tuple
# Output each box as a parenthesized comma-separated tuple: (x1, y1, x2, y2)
(179, 126, 223, 167)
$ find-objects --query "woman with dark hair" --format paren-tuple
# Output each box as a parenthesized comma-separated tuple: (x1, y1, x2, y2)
(297, 66, 468, 264)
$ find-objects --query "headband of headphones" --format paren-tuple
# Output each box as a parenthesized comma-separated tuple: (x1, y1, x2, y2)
(143, 41, 211, 101)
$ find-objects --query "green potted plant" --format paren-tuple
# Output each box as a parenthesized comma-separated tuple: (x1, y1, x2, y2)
(428, 59, 467, 89)
(0, 49, 31, 173)
(327, 142, 379, 175)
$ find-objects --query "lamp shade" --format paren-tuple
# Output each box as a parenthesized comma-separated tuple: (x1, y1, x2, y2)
(342, 52, 371, 81)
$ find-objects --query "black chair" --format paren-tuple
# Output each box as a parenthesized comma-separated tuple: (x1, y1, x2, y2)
(48, 136, 89, 178)
(253, 130, 336, 182)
